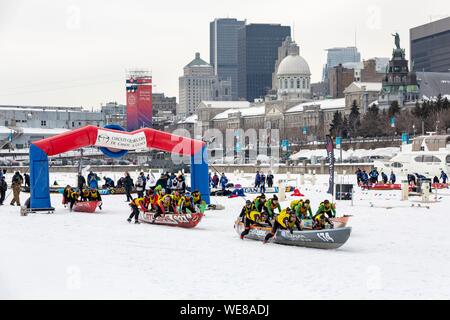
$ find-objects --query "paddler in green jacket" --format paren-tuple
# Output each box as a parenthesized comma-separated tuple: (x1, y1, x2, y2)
(263, 195, 281, 218)
(295, 199, 313, 220)
(315, 200, 336, 218)
(252, 194, 266, 212)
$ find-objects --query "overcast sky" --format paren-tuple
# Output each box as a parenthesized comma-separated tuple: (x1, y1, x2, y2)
(0, 0, 448, 109)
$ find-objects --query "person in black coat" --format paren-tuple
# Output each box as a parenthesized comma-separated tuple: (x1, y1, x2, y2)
(0, 176, 7, 205)
(267, 172, 274, 188)
(24, 173, 30, 188)
(77, 174, 86, 190)
(123, 172, 134, 202)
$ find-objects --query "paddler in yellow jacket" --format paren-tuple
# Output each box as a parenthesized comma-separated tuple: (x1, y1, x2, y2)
(127, 197, 149, 224)
(68, 189, 80, 212)
(88, 189, 103, 210)
(191, 190, 203, 205)
(178, 193, 197, 214)
(313, 200, 336, 230)
(263, 207, 302, 244)
(240, 200, 265, 240)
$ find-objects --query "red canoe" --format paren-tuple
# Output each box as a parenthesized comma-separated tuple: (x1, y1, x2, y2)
(139, 212, 204, 229)
(73, 201, 100, 213)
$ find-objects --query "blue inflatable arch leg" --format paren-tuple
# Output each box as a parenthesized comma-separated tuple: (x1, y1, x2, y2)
(190, 145, 210, 205)
(30, 144, 51, 209)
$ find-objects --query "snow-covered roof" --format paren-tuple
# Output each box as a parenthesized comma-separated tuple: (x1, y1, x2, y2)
(200, 101, 251, 109)
(291, 147, 400, 161)
(21, 127, 70, 135)
(344, 82, 382, 93)
(286, 98, 345, 113)
(178, 114, 198, 125)
(0, 106, 91, 113)
(213, 106, 265, 120)
(0, 126, 13, 135)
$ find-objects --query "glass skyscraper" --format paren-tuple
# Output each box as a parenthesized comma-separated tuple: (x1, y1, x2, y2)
(238, 24, 291, 102)
(410, 17, 450, 72)
(210, 18, 246, 101)
(322, 47, 361, 81)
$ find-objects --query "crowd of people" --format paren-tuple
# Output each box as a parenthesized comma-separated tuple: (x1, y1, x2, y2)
(238, 194, 337, 243)
(254, 171, 275, 193)
(0, 170, 26, 206)
(355, 168, 397, 186)
(356, 168, 448, 187)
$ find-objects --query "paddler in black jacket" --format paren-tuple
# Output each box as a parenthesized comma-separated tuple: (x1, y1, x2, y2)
(88, 189, 103, 210)
(263, 207, 302, 244)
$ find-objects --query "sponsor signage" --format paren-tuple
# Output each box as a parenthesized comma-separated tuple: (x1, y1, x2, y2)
(95, 129, 147, 150)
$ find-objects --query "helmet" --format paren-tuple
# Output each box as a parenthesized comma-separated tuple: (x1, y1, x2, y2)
(185, 193, 192, 198)
(260, 194, 266, 199)
(304, 199, 310, 205)
(273, 195, 278, 201)
(246, 200, 252, 206)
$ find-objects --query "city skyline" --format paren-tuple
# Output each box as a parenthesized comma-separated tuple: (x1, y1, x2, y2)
(0, 0, 448, 109)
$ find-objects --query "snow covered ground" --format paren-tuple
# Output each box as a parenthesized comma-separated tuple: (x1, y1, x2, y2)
(1, 173, 450, 300)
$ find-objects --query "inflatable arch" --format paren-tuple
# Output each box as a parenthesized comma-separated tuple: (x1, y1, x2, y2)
(29, 125, 210, 209)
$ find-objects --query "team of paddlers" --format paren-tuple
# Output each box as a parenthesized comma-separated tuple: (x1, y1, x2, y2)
(62, 186, 103, 211)
(127, 187, 205, 224)
(238, 194, 337, 243)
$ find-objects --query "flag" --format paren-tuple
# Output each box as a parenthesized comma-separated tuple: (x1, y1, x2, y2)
(326, 135, 335, 195)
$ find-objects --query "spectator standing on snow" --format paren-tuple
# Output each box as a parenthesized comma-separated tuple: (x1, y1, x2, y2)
(78, 174, 86, 190)
(212, 173, 219, 189)
(381, 172, 388, 184)
(390, 171, 396, 184)
(260, 172, 266, 193)
(255, 171, 261, 188)
(355, 168, 362, 185)
(267, 171, 274, 188)
(156, 173, 169, 192)
(88, 171, 99, 189)
(123, 172, 134, 202)
(136, 172, 146, 198)
(0, 176, 7, 205)
(441, 171, 448, 184)
(23, 173, 30, 188)
(10, 171, 23, 206)
(220, 173, 228, 191)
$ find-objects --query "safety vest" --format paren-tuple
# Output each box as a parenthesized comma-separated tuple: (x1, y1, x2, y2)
(179, 196, 192, 207)
(90, 190, 99, 199)
(131, 198, 145, 206)
(246, 211, 261, 222)
(82, 190, 90, 197)
(70, 191, 79, 200)
(290, 200, 303, 210)
(297, 204, 311, 217)
(192, 192, 201, 203)
(276, 210, 291, 228)
(159, 195, 173, 208)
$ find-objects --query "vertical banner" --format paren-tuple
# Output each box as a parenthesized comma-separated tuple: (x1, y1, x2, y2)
(126, 74, 153, 132)
(126, 83, 139, 132)
(326, 135, 335, 195)
(137, 78, 153, 129)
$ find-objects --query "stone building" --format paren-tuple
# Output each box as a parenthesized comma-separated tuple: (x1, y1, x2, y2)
(344, 82, 382, 114)
(379, 38, 420, 108)
(178, 52, 231, 118)
(329, 64, 355, 99)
